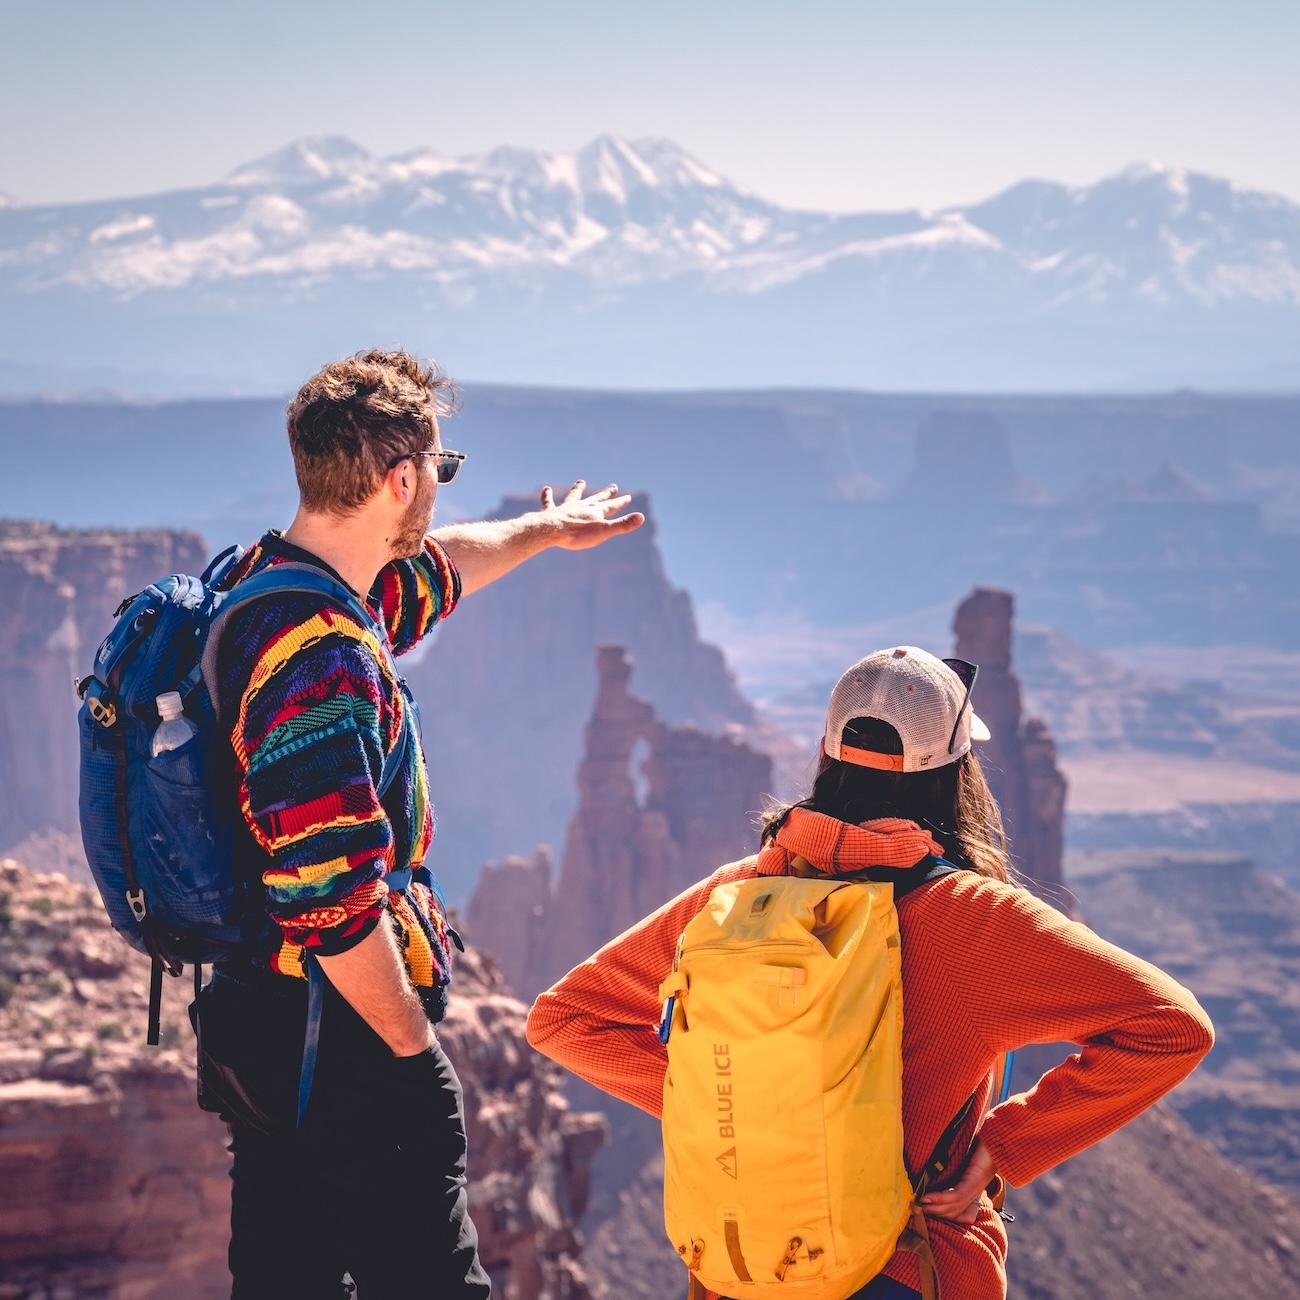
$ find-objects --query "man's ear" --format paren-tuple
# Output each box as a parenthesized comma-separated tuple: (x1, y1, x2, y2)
(386, 460, 414, 503)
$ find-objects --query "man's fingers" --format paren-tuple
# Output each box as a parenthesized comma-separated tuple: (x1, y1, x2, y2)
(540, 486, 556, 509)
(564, 479, 586, 503)
(600, 493, 634, 516)
(552, 511, 645, 550)
(588, 483, 620, 503)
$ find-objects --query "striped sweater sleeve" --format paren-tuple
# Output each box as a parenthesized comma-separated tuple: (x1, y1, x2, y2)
(371, 536, 460, 657)
(234, 621, 398, 963)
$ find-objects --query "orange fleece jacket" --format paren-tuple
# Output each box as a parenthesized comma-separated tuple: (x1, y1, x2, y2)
(526, 810, 1215, 1299)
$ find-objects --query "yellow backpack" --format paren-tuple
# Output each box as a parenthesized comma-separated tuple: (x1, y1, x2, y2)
(657, 873, 929, 1300)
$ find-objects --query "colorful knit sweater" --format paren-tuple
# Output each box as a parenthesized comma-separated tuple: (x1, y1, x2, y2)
(216, 531, 459, 987)
(526, 808, 1215, 1299)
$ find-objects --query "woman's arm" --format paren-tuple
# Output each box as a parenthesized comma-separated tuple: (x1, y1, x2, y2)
(930, 875, 1215, 1188)
(526, 861, 756, 1116)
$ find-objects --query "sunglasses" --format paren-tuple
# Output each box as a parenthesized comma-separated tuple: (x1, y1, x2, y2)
(388, 448, 466, 485)
(941, 658, 980, 756)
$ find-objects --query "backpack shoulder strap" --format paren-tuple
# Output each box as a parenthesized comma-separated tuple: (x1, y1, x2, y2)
(890, 855, 962, 900)
(376, 694, 411, 798)
(838, 854, 962, 900)
(199, 562, 389, 722)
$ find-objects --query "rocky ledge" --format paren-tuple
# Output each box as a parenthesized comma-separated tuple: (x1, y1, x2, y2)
(0, 856, 603, 1300)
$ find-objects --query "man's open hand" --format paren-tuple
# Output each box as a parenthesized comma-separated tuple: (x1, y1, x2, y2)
(433, 480, 645, 596)
(538, 481, 645, 550)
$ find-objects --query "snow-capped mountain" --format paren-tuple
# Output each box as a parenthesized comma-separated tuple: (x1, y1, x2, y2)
(2, 135, 1298, 393)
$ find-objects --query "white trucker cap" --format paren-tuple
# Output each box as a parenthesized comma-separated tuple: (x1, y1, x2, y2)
(822, 646, 991, 774)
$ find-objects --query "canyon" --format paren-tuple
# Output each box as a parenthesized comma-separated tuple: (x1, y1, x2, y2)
(2, 501, 1300, 1297)
(1065, 847, 1300, 1197)
(4, 393, 1299, 655)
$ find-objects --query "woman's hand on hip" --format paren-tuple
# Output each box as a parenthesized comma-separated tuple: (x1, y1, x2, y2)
(918, 1139, 999, 1225)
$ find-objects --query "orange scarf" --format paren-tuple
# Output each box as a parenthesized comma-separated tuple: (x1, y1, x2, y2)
(757, 807, 943, 878)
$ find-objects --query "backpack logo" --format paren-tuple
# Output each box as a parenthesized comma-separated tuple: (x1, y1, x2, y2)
(715, 1043, 735, 1139)
(716, 1146, 738, 1179)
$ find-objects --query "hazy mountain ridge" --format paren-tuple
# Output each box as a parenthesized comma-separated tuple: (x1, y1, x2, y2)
(4, 136, 1297, 304)
(3, 136, 1299, 391)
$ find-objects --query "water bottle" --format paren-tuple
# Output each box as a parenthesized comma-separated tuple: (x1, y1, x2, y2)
(151, 691, 198, 757)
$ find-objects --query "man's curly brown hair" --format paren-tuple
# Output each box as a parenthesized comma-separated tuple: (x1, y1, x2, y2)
(286, 349, 458, 514)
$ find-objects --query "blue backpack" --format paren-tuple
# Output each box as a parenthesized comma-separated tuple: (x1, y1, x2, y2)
(76, 546, 437, 1071)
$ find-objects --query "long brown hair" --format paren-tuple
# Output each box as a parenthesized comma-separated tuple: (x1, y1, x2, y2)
(762, 718, 1010, 882)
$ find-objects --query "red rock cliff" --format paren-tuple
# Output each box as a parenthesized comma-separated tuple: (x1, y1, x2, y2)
(0, 855, 604, 1299)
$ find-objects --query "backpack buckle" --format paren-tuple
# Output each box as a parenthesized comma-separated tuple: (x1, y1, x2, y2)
(126, 889, 147, 922)
(87, 695, 117, 728)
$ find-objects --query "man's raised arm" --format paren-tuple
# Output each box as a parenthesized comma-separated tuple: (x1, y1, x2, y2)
(432, 481, 644, 597)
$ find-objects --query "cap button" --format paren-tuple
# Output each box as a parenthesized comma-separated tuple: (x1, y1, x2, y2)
(893, 647, 908, 657)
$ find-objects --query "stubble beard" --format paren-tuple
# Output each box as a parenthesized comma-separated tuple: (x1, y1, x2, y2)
(392, 473, 436, 558)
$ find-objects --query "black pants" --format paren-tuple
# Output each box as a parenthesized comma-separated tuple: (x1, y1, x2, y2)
(192, 968, 492, 1299)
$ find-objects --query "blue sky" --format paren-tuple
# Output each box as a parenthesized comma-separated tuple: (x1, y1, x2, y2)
(2, 0, 1297, 211)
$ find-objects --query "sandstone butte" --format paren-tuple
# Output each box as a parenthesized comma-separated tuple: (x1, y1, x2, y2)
(468, 644, 773, 1003)
(953, 586, 1069, 902)
(0, 856, 605, 1299)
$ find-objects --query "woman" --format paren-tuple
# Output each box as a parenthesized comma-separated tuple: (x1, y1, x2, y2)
(526, 646, 1213, 1299)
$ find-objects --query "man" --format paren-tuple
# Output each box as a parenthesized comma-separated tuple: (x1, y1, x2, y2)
(191, 349, 643, 1298)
